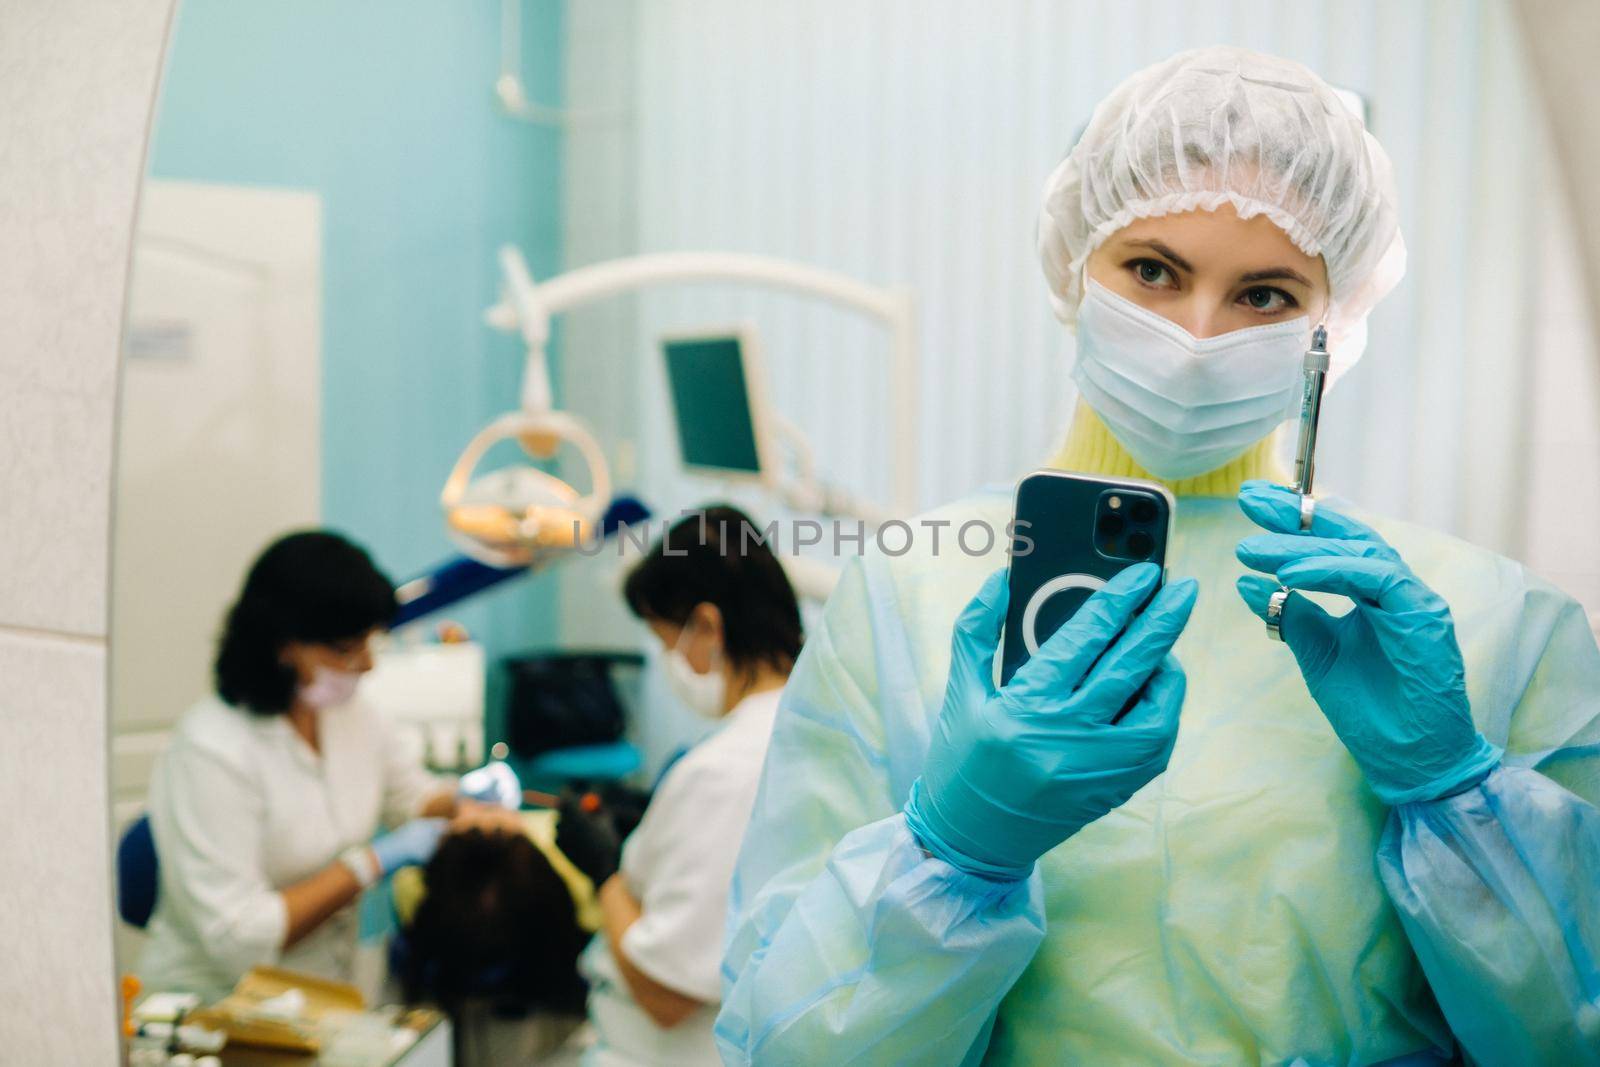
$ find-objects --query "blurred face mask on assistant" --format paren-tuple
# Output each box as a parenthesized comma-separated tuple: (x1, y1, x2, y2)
(287, 631, 378, 710)
(663, 618, 726, 719)
(297, 664, 363, 709)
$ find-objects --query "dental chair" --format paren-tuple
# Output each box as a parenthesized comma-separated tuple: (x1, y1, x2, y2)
(117, 814, 160, 929)
(500, 650, 646, 792)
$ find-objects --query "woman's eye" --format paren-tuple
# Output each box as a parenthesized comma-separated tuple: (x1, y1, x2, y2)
(1241, 286, 1295, 313)
(1130, 259, 1174, 287)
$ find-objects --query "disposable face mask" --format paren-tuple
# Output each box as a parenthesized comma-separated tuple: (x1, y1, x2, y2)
(1072, 279, 1309, 480)
(663, 625, 726, 720)
(299, 665, 362, 710)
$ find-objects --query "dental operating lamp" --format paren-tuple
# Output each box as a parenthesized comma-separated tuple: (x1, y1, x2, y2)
(440, 245, 917, 575)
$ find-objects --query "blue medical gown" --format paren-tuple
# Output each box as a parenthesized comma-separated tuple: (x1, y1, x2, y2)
(715, 493, 1600, 1065)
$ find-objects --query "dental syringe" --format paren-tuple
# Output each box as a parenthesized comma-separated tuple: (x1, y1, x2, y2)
(1290, 324, 1330, 528)
(1266, 324, 1330, 643)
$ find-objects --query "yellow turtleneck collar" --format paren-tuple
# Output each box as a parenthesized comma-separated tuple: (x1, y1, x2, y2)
(1048, 401, 1289, 498)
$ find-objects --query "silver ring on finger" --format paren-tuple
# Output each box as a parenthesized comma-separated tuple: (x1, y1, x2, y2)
(1266, 586, 1291, 642)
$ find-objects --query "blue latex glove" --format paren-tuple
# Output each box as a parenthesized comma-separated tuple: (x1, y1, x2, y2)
(371, 817, 449, 875)
(1235, 480, 1501, 805)
(904, 563, 1198, 881)
(457, 760, 521, 809)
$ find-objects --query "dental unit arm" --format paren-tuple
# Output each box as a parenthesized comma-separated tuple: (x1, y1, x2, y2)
(443, 246, 915, 597)
(482, 246, 918, 517)
(396, 497, 652, 627)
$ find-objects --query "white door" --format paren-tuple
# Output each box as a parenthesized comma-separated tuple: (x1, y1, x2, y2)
(110, 182, 321, 959)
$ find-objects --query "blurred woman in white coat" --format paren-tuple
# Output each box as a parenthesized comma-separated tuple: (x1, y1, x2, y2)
(139, 531, 482, 998)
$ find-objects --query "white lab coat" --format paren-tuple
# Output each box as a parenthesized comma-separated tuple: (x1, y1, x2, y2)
(137, 695, 444, 998)
(581, 687, 781, 1066)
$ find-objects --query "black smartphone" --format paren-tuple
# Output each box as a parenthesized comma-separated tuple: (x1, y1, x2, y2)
(1000, 470, 1175, 686)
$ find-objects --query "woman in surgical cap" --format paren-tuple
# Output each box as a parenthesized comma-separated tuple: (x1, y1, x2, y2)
(716, 47, 1600, 1065)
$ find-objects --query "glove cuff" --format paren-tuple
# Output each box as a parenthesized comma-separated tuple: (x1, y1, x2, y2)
(1379, 733, 1504, 807)
(903, 778, 1034, 883)
(339, 844, 380, 888)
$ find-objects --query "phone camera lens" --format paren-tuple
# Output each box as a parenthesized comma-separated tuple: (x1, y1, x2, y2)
(1098, 513, 1125, 537)
(1126, 531, 1155, 559)
(1130, 498, 1157, 524)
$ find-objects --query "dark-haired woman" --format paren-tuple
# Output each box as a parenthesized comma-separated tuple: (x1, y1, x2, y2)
(138, 531, 466, 997)
(579, 505, 801, 1065)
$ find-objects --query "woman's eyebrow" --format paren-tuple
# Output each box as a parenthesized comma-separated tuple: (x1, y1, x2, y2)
(1239, 266, 1313, 286)
(1125, 239, 1193, 272)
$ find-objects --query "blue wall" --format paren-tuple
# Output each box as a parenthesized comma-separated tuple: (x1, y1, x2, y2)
(149, 0, 566, 737)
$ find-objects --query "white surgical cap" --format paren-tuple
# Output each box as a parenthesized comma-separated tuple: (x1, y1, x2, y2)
(1038, 46, 1406, 379)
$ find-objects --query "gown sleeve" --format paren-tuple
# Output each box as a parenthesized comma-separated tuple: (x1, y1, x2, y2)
(715, 557, 1047, 1066)
(1378, 572, 1600, 1064)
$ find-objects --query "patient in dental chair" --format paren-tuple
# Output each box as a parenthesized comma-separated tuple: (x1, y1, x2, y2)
(394, 786, 645, 1017)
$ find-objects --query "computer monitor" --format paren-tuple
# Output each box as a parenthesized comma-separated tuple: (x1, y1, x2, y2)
(661, 328, 776, 483)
